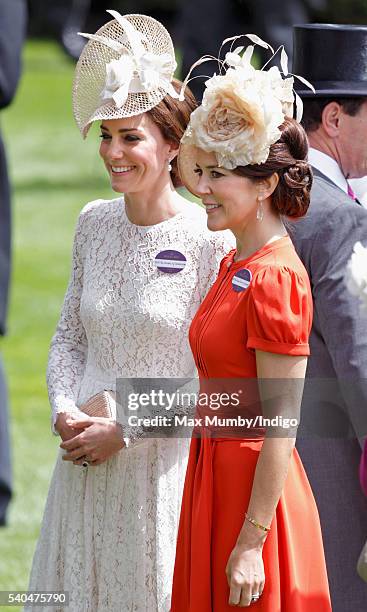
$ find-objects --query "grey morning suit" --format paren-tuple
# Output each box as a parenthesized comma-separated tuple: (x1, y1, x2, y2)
(287, 168, 367, 612)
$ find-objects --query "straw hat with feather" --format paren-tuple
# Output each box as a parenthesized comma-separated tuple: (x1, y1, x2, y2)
(73, 10, 179, 138)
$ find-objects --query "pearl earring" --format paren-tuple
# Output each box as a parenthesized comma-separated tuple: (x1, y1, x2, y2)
(168, 160, 172, 172)
(256, 197, 264, 222)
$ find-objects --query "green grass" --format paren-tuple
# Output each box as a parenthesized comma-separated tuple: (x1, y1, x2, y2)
(0, 40, 114, 599)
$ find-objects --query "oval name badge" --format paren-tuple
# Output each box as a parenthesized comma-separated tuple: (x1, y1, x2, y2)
(232, 268, 252, 292)
(154, 249, 187, 274)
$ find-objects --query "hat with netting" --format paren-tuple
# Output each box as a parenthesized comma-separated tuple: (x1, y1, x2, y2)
(73, 10, 178, 138)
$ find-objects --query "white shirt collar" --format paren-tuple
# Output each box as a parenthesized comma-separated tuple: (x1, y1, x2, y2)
(308, 147, 348, 194)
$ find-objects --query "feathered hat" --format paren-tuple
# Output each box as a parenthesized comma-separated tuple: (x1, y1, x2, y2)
(177, 34, 314, 195)
(73, 10, 178, 138)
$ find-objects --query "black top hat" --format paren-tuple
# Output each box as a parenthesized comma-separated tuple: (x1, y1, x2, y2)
(292, 23, 367, 97)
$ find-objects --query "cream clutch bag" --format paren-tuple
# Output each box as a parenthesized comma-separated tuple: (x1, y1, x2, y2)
(80, 390, 116, 418)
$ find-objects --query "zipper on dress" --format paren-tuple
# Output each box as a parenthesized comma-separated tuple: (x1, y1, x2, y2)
(196, 260, 233, 377)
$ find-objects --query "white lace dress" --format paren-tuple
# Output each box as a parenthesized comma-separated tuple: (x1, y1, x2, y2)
(27, 196, 232, 612)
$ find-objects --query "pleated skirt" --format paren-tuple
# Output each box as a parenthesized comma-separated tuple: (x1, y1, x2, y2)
(171, 437, 332, 611)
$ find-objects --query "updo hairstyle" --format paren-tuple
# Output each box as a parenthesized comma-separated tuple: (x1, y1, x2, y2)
(233, 117, 312, 218)
(148, 78, 197, 187)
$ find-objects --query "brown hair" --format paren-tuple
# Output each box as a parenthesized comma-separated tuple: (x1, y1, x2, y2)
(302, 97, 365, 133)
(147, 79, 197, 187)
(233, 118, 312, 218)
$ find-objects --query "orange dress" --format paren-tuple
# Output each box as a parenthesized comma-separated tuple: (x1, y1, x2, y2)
(171, 237, 331, 611)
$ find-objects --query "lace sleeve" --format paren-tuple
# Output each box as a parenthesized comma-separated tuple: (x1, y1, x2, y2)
(47, 206, 90, 433)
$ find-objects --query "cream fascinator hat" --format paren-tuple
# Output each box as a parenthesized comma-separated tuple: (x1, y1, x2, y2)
(73, 10, 178, 138)
(178, 35, 314, 195)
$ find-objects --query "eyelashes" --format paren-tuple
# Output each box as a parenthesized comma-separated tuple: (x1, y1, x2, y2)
(193, 168, 224, 179)
(99, 134, 141, 142)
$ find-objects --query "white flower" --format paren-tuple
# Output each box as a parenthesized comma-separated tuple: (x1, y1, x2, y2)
(267, 66, 294, 117)
(103, 54, 134, 107)
(183, 65, 294, 169)
(80, 11, 178, 110)
(139, 52, 176, 90)
(225, 51, 244, 68)
(102, 51, 177, 108)
(346, 241, 367, 314)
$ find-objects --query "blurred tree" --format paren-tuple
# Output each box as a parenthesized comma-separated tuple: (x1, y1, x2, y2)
(26, 0, 367, 46)
(301, 0, 367, 22)
(27, 0, 179, 59)
(27, 0, 178, 38)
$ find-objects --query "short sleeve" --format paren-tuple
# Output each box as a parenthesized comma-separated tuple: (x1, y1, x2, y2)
(246, 265, 312, 356)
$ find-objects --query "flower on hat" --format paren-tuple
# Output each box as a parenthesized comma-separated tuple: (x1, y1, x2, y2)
(103, 55, 134, 107)
(346, 241, 367, 314)
(184, 64, 293, 168)
(79, 10, 178, 111)
(181, 38, 311, 169)
(103, 50, 177, 108)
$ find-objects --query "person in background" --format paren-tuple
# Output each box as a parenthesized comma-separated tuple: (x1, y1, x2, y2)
(287, 23, 367, 612)
(0, 0, 27, 528)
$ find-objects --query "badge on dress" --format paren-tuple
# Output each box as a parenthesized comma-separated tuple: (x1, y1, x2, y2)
(154, 250, 187, 274)
(232, 268, 252, 292)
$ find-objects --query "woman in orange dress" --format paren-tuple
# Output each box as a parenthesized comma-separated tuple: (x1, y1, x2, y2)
(171, 37, 332, 611)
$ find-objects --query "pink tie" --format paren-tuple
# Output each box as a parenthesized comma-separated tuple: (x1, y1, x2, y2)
(347, 182, 357, 201)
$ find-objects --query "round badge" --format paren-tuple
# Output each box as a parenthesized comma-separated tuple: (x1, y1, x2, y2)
(154, 250, 187, 274)
(232, 268, 252, 292)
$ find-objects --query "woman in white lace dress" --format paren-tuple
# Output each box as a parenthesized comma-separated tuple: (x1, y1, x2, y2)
(27, 12, 231, 612)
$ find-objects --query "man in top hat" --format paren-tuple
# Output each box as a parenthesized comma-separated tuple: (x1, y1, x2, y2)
(287, 23, 367, 611)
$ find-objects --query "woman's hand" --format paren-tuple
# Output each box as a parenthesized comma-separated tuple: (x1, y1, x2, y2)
(226, 543, 265, 607)
(55, 412, 82, 442)
(60, 416, 125, 466)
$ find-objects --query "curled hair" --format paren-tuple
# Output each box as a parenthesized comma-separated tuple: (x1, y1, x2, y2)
(147, 79, 197, 187)
(233, 118, 313, 218)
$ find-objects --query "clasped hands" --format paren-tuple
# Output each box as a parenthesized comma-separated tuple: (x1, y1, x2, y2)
(56, 412, 125, 466)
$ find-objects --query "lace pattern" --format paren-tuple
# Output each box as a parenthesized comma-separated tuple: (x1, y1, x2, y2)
(27, 197, 233, 611)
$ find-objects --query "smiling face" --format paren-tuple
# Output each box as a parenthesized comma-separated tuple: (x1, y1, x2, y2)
(99, 114, 173, 194)
(193, 149, 261, 233)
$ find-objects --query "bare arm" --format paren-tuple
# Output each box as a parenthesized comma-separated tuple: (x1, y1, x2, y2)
(226, 351, 307, 607)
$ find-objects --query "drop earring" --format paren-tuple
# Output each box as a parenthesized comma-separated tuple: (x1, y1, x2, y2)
(256, 197, 264, 222)
(168, 160, 172, 172)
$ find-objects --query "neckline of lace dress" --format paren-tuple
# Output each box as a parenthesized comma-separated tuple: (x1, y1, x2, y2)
(120, 197, 185, 231)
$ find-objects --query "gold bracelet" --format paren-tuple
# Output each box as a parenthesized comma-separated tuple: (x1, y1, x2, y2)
(245, 512, 271, 533)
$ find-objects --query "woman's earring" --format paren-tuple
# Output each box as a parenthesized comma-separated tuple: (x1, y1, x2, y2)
(256, 197, 264, 222)
(168, 160, 172, 172)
